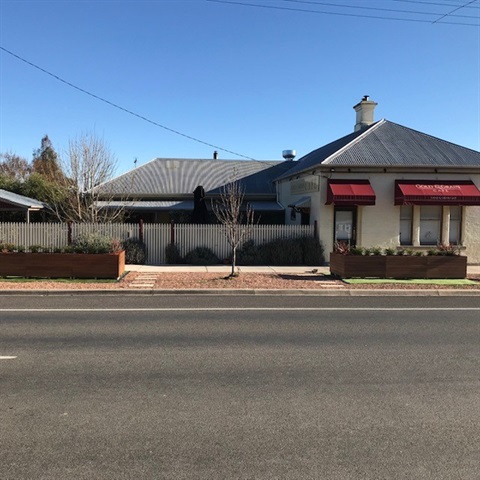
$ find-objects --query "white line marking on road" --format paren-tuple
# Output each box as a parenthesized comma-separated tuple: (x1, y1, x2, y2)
(0, 356, 17, 359)
(1, 308, 480, 312)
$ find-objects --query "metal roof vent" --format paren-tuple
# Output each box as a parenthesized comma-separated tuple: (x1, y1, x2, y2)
(282, 149, 296, 161)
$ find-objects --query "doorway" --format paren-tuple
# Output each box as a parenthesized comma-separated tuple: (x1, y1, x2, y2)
(334, 207, 357, 246)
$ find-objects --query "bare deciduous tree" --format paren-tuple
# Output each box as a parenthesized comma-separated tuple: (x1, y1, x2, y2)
(0, 152, 31, 181)
(212, 179, 255, 277)
(50, 132, 129, 223)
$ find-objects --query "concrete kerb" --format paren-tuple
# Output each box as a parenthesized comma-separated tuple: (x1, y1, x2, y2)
(1, 289, 480, 296)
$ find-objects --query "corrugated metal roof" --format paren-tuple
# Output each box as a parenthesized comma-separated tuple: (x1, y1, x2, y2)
(96, 200, 284, 212)
(97, 159, 293, 197)
(275, 129, 367, 180)
(0, 189, 46, 209)
(277, 120, 480, 179)
(96, 200, 194, 211)
(327, 120, 480, 167)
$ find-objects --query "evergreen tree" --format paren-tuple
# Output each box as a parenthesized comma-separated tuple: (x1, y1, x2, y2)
(32, 135, 62, 181)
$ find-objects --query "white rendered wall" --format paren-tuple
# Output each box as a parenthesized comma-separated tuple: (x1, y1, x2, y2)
(278, 172, 480, 264)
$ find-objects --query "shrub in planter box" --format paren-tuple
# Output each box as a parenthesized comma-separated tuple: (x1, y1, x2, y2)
(330, 242, 467, 279)
(0, 234, 125, 279)
(330, 252, 386, 278)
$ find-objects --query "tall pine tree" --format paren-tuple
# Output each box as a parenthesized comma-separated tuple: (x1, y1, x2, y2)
(32, 135, 62, 182)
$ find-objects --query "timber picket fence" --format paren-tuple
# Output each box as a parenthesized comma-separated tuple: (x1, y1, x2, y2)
(0, 222, 315, 265)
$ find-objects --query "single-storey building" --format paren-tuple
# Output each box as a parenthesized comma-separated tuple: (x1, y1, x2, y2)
(96, 156, 293, 224)
(276, 96, 480, 263)
(96, 96, 480, 263)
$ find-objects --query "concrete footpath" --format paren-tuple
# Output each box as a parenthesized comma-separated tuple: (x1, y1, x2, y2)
(126, 265, 333, 274)
(126, 264, 480, 275)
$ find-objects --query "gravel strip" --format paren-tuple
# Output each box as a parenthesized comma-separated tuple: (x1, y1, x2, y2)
(0, 272, 479, 290)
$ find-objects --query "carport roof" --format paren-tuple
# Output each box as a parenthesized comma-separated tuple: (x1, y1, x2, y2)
(0, 189, 46, 210)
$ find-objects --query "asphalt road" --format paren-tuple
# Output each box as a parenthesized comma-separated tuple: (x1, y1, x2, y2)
(1, 295, 479, 479)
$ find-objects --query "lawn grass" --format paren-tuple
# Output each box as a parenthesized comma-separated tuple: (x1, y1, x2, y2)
(343, 278, 477, 285)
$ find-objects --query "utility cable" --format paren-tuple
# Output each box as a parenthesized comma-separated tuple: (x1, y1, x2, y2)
(432, 0, 479, 23)
(0, 45, 256, 161)
(391, 0, 479, 9)
(207, 0, 479, 25)
(284, 0, 478, 18)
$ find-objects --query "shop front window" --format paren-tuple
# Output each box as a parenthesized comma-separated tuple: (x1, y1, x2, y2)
(399, 206, 412, 245)
(449, 206, 462, 245)
(420, 206, 442, 245)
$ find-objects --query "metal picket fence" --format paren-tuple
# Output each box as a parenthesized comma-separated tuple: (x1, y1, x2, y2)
(0, 222, 314, 265)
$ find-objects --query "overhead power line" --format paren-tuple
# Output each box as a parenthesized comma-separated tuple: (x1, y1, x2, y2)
(432, 0, 479, 23)
(391, 0, 480, 9)
(0, 45, 256, 161)
(207, 0, 480, 25)
(284, 0, 478, 18)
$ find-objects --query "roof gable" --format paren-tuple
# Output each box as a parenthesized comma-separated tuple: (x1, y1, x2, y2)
(278, 120, 480, 179)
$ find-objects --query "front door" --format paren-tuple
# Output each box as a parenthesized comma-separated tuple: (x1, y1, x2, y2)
(334, 207, 357, 246)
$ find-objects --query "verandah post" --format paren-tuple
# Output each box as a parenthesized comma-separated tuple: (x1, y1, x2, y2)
(139, 219, 144, 243)
(170, 220, 175, 245)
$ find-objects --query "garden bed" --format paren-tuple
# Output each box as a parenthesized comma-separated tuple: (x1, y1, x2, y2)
(0, 251, 125, 279)
(330, 252, 467, 279)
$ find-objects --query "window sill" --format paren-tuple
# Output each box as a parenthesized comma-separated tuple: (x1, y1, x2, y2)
(398, 245, 466, 250)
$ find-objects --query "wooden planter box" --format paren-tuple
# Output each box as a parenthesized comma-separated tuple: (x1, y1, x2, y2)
(330, 253, 467, 279)
(0, 251, 125, 279)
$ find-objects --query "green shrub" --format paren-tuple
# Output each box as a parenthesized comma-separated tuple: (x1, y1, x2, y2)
(237, 240, 261, 265)
(184, 246, 219, 265)
(122, 238, 146, 264)
(260, 238, 304, 265)
(165, 244, 182, 264)
(349, 247, 365, 256)
(29, 245, 42, 253)
(365, 246, 382, 256)
(237, 237, 324, 266)
(72, 233, 118, 254)
(299, 237, 324, 265)
(384, 247, 396, 256)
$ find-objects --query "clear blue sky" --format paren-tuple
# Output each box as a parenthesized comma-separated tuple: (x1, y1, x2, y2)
(1, 0, 479, 175)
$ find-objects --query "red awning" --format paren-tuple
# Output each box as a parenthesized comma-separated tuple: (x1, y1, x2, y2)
(326, 180, 376, 206)
(395, 180, 480, 205)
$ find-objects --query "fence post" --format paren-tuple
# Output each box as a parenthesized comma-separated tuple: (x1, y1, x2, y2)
(139, 219, 144, 243)
(314, 220, 318, 239)
(67, 222, 73, 245)
(170, 220, 175, 245)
